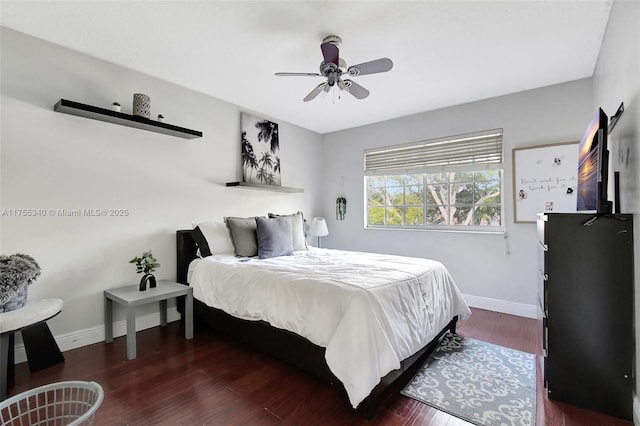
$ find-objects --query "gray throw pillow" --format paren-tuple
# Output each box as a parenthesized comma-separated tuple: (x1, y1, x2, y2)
(268, 211, 307, 251)
(256, 216, 294, 259)
(225, 216, 259, 257)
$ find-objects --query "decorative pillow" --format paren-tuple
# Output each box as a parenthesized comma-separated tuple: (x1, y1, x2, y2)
(267, 211, 307, 251)
(191, 221, 235, 257)
(256, 216, 294, 259)
(225, 216, 260, 257)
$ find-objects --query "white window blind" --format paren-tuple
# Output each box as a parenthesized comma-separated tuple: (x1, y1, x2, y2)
(364, 129, 503, 175)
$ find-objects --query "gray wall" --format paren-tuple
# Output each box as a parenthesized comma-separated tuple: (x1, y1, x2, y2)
(321, 79, 594, 316)
(0, 28, 324, 352)
(591, 0, 640, 418)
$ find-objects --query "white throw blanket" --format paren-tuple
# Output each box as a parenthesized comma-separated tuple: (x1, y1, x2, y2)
(189, 248, 471, 408)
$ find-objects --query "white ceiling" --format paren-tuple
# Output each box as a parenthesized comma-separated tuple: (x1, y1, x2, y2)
(0, 1, 613, 134)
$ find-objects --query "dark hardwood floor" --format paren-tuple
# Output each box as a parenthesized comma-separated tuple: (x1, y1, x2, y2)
(7, 308, 633, 425)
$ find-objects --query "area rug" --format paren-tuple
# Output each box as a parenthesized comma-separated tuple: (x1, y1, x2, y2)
(401, 333, 536, 426)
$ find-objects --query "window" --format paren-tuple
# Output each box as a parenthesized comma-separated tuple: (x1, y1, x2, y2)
(365, 129, 503, 231)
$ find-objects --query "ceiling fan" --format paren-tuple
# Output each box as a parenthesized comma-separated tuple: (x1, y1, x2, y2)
(275, 35, 393, 102)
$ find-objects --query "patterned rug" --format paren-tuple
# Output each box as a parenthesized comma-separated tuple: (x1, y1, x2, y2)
(401, 333, 536, 426)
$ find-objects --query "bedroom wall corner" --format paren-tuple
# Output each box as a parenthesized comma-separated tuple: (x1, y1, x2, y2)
(0, 27, 324, 349)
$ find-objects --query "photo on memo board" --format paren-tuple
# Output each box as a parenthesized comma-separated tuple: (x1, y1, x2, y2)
(241, 112, 281, 186)
(512, 141, 579, 223)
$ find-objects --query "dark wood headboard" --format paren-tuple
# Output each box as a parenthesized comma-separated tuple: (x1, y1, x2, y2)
(176, 230, 198, 285)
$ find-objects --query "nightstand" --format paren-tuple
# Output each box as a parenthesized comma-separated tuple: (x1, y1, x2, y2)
(104, 280, 193, 359)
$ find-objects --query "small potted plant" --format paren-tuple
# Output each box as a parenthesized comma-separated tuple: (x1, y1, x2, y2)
(129, 251, 160, 291)
(157, 114, 165, 123)
(111, 102, 121, 112)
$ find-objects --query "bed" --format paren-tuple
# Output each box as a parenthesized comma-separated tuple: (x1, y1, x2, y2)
(176, 227, 470, 418)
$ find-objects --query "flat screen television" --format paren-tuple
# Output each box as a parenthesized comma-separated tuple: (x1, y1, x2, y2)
(577, 107, 612, 214)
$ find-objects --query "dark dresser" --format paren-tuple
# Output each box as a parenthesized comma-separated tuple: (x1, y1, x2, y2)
(537, 213, 634, 420)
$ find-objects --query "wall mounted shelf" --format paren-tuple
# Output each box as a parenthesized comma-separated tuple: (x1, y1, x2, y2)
(54, 99, 203, 139)
(226, 182, 304, 193)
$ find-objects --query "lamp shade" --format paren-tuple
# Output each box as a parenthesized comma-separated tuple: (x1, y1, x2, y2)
(308, 217, 329, 237)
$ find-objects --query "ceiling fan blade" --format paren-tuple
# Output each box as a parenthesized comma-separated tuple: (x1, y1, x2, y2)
(303, 82, 327, 102)
(275, 72, 323, 77)
(321, 42, 339, 66)
(343, 79, 370, 99)
(347, 58, 393, 76)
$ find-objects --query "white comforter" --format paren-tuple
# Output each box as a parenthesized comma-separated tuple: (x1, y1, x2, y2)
(189, 248, 470, 408)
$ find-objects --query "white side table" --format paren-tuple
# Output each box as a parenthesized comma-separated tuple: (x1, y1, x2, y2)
(104, 280, 193, 360)
(0, 298, 64, 401)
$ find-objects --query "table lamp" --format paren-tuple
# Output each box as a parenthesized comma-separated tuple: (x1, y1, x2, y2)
(309, 217, 329, 248)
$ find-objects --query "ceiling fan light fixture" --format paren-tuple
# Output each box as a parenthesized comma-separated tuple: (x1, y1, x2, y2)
(275, 35, 392, 102)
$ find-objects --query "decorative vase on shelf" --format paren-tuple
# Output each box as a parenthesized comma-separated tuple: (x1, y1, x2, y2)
(132, 93, 151, 118)
(139, 273, 157, 291)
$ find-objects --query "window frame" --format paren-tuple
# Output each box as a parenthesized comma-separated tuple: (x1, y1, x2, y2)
(364, 129, 505, 233)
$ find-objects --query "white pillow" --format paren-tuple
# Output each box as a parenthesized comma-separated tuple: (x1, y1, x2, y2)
(192, 221, 235, 256)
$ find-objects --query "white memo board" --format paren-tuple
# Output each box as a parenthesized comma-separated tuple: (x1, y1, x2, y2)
(512, 141, 579, 223)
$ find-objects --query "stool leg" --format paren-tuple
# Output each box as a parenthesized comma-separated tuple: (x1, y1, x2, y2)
(1, 333, 10, 400)
(21, 322, 65, 372)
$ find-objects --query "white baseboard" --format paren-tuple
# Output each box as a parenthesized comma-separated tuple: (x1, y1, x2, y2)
(633, 394, 640, 425)
(13, 296, 536, 364)
(13, 307, 182, 364)
(463, 294, 537, 319)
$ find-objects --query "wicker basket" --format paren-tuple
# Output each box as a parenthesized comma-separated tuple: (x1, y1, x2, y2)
(0, 284, 28, 313)
(0, 381, 104, 425)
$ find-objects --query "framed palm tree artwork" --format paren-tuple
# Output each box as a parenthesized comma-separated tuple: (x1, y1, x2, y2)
(241, 113, 281, 186)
